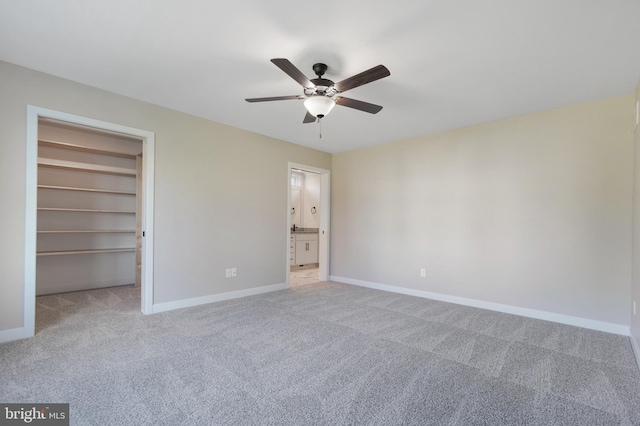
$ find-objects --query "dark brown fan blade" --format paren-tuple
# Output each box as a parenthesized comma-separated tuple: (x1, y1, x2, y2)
(335, 97, 383, 114)
(303, 111, 316, 123)
(271, 58, 314, 88)
(334, 65, 390, 93)
(245, 95, 303, 103)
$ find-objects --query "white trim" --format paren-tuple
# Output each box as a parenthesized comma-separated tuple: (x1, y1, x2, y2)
(631, 333, 640, 371)
(151, 282, 287, 313)
(141, 123, 155, 315)
(24, 106, 156, 342)
(319, 171, 330, 282)
(24, 107, 39, 339)
(36, 279, 135, 296)
(330, 275, 631, 336)
(0, 327, 33, 344)
(287, 163, 330, 286)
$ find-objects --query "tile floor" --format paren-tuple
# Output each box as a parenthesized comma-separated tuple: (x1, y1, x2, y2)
(290, 264, 319, 286)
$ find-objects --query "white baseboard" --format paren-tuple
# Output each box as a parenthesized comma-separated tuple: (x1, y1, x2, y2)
(36, 278, 134, 296)
(151, 282, 288, 314)
(330, 275, 630, 336)
(0, 326, 33, 344)
(631, 333, 640, 371)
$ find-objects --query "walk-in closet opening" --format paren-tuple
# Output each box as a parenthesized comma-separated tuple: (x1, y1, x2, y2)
(36, 119, 143, 296)
(23, 106, 155, 338)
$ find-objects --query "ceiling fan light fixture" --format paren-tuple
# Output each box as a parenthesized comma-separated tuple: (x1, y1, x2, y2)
(304, 95, 336, 118)
(245, 59, 390, 123)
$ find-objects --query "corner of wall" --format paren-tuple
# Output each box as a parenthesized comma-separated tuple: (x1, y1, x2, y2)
(632, 79, 640, 371)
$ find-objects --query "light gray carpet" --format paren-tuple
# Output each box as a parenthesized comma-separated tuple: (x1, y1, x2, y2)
(1, 282, 639, 425)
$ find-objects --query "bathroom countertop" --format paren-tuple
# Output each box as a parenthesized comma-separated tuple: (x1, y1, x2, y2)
(291, 228, 319, 234)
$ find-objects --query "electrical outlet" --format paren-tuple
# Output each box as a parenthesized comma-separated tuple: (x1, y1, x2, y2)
(420, 268, 426, 278)
(231, 268, 237, 277)
(225, 268, 231, 278)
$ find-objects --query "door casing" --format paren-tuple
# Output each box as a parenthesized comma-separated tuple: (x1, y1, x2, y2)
(23, 106, 156, 338)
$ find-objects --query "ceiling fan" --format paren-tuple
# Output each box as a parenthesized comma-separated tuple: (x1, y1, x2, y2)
(245, 58, 390, 123)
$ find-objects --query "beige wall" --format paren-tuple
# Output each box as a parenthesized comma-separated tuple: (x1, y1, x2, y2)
(1, 57, 636, 337)
(632, 80, 640, 349)
(332, 95, 634, 325)
(0, 60, 331, 332)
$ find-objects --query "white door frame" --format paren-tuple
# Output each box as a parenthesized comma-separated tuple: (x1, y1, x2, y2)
(24, 106, 155, 337)
(287, 162, 330, 285)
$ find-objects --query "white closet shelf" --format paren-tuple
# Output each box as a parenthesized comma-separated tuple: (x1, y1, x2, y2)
(36, 127, 141, 294)
(38, 207, 136, 214)
(38, 230, 136, 234)
(38, 157, 136, 176)
(38, 185, 136, 195)
(39, 139, 139, 159)
(37, 248, 136, 256)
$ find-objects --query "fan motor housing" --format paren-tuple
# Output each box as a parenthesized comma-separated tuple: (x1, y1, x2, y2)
(310, 78, 334, 88)
(306, 78, 337, 97)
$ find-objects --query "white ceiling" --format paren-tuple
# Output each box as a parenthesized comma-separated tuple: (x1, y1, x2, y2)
(1, 1, 639, 153)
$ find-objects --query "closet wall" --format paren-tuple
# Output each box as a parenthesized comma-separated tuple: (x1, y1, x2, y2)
(36, 119, 143, 295)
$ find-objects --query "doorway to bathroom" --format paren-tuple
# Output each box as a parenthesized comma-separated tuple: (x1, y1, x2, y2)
(287, 163, 330, 287)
